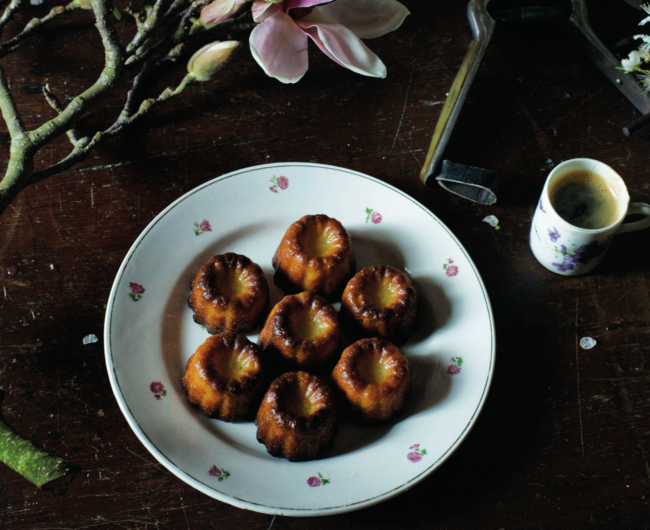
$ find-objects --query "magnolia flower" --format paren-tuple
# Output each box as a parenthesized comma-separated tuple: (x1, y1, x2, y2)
(249, 0, 410, 84)
(188, 41, 241, 81)
(200, 0, 247, 28)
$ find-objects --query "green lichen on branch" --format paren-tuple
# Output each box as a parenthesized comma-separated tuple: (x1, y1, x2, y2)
(0, 408, 78, 489)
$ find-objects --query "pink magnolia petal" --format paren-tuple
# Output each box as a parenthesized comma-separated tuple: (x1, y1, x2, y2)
(285, 0, 334, 11)
(201, 0, 245, 25)
(298, 20, 386, 78)
(250, 10, 309, 83)
(314, 0, 410, 39)
(251, 0, 280, 22)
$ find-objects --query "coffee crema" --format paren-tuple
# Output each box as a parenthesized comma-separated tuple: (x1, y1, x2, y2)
(549, 170, 621, 229)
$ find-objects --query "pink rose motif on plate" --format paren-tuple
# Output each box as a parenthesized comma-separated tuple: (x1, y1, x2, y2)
(307, 472, 330, 487)
(194, 219, 212, 236)
(443, 259, 458, 278)
(447, 356, 463, 375)
(365, 208, 382, 224)
(150, 381, 167, 400)
(407, 444, 426, 462)
(269, 175, 289, 192)
(129, 282, 145, 301)
(208, 465, 231, 482)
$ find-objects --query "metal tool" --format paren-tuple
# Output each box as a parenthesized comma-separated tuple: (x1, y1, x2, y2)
(420, 0, 495, 185)
(420, 0, 650, 186)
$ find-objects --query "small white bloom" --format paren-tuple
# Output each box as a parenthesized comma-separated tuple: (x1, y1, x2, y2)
(634, 34, 650, 52)
(641, 4, 650, 25)
(622, 50, 642, 72)
(580, 337, 597, 350)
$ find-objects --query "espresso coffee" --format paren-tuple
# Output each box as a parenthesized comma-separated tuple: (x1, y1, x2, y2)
(549, 170, 621, 229)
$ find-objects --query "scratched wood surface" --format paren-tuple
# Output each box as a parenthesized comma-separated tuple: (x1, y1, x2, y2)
(1, 0, 650, 528)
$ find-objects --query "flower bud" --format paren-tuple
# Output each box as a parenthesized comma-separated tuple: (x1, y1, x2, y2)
(200, 0, 247, 28)
(187, 41, 241, 81)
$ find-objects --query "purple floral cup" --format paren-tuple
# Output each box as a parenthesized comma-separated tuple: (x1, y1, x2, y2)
(530, 158, 650, 275)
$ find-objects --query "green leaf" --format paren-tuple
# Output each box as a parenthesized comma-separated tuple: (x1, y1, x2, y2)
(322, 479, 330, 485)
(318, 472, 323, 479)
(495, 226, 501, 231)
(218, 476, 223, 482)
(421, 449, 427, 455)
(162, 390, 167, 396)
(113, 7, 121, 19)
(456, 356, 463, 366)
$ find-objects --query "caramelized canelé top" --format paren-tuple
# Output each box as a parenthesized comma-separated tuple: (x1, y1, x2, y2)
(272, 214, 355, 299)
(188, 253, 269, 334)
(331, 337, 410, 425)
(258, 291, 340, 373)
(341, 264, 417, 344)
(256, 371, 338, 461)
(182, 332, 265, 421)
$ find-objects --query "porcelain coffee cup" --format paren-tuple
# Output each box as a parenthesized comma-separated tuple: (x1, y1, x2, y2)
(530, 158, 650, 275)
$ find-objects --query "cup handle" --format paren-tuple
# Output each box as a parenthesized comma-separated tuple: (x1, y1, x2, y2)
(618, 202, 650, 234)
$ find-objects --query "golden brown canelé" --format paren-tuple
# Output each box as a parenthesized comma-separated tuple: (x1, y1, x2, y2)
(340, 264, 417, 344)
(331, 338, 410, 425)
(182, 332, 265, 422)
(272, 214, 355, 299)
(256, 371, 338, 461)
(258, 291, 341, 373)
(188, 253, 269, 334)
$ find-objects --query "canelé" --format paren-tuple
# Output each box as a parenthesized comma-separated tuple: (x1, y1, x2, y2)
(331, 337, 410, 425)
(272, 214, 355, 299)
(188, 253, 269, 334)
(256, 371, 338, 461)
(258, 291, 341, 373)
(340, 264, 417, 344)
(182, 332, 265, 421)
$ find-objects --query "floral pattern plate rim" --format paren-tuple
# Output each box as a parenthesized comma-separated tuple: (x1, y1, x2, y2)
(104, 163, 495, 517)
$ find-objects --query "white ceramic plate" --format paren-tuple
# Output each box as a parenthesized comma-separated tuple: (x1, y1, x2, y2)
(104, 163, 495, 516)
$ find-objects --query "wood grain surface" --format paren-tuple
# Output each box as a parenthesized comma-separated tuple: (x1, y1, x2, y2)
(2, 0, 650, 528)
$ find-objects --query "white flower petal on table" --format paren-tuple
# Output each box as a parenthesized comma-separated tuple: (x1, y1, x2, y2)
(250, 10, 309, 83)
(298, 18, 387, 78)
(315, 0, 410, 39)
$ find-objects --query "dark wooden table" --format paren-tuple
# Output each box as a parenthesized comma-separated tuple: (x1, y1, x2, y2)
(2, 0, 650, 527)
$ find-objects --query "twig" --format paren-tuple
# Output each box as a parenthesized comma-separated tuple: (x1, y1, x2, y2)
(0, 1, 81, 59)
(0, 393, 78, 489)
(0, 65, 25, 139)
(28, 0, 125, 149)
(42, 84, 79, 146)
(33, 73, 196, 182)
(126, 0, 167, 55)
(0, 0, 23, 38)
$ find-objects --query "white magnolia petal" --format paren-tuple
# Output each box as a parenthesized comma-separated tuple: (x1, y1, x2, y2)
(250, 11, 309, 83)
(622, 50, 642, 72)
(299, 20, 386, 78)
(640, 16, 650, 26)
(251, 1, 279, 22)
(308, 0, 410, 39)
